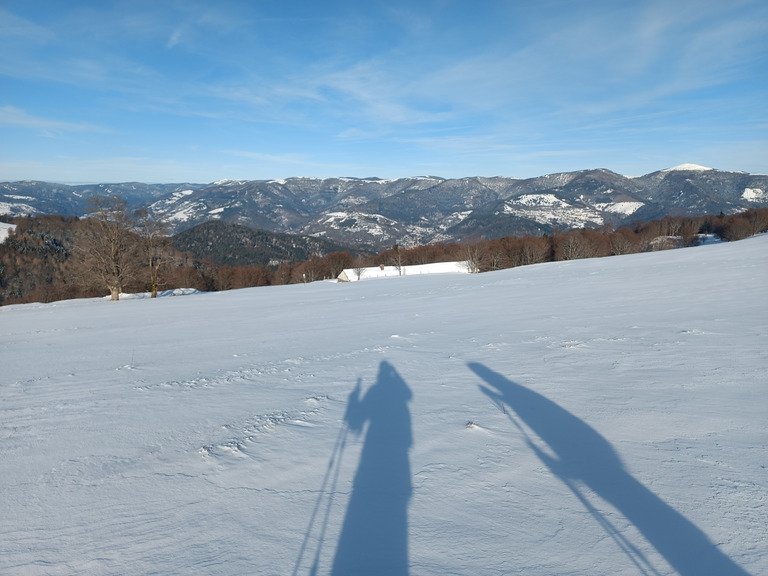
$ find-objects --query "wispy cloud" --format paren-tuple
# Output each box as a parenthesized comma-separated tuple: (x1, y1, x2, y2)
(225, 149, 309, 165)
(167, 30, 182, 49)
(0, 7, 53, 43)
(0, 106, 109, 135)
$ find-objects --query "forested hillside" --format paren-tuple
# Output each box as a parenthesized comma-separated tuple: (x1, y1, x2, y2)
(1, 205, 766, 306)
(172, 221, 359, 267)
(3, 168, 767, 249)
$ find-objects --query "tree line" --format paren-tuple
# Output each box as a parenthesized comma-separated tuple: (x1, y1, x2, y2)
(0, 196, 209, 304)
(1, 197, 766, 306)
(341, 207, 768, 276)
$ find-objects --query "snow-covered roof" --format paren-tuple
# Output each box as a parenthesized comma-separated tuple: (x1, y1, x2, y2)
(338, 261, 469, 282)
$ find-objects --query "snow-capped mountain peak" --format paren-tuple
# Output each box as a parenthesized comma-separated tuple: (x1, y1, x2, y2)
(663, 163, 713, 172)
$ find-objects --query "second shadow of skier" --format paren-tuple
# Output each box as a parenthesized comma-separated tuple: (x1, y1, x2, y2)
(331, 361, 413, 576)
(469, 362, 750, 576)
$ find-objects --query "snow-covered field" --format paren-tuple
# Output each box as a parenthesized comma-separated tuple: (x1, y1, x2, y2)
(2, 236, 766, 575)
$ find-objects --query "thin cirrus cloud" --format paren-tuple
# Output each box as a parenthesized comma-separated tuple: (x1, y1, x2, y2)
(0, 105, 109, 135)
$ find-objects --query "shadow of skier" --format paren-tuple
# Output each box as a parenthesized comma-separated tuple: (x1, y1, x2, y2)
(468, 362, 750, 576)
(331, 361, 413, 576)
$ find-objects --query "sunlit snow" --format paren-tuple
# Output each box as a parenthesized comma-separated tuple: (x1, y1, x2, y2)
(321, 211, 397, 236)
(337, 261, 469, 282)
(515, 193, 566, 207)
(212, 179, 247, 186)
(742, 188, 765, 201)
(0, 202, 36, 216)
(166, 201, 208, 222)
(662, 163, 713, 172)
(596, 201, 646, 215)
(503, 197, 604, 227)
(1, 236, 766, 575)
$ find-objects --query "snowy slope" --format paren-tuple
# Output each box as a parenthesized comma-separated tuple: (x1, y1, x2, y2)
(1, 236, 766, 575)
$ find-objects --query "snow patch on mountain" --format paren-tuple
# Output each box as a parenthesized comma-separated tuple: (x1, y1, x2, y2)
(321, 211, 398, 237)
(0, 201, 37, 216)
(338, 177, 395, 184)
(742, 188, 765, 201)
(662, 163, 713, 172)
(540, 172, 577, 187)
(515, 193, 566, 207)
(442, 210, 473, 227)
(503, 196, 604, 227)
(595, 201, 645, 215)
(167, 202, 209, 222)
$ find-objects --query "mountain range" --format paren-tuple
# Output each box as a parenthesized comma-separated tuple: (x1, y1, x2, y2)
(2, 164, 766, 249)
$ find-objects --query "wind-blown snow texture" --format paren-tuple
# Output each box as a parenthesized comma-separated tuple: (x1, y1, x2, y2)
(2, 236, 766, 575)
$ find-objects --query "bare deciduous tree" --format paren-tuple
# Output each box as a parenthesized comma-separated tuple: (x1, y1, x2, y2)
(518, 236, 550, 265)
(609, 229, 635, 255)
(133, 208, 170, 297)
(352, 256, 366, 280)
(77, 195, 140, 300)
(390, 244, 404, 276)
(555, 231, 599, 261)
(746, 207, 768, 236)
(460, 242, 482, 273)
(662, 216, 682, 238)
(484, 247, 507, 271)
(325, 251, 354, 279)
(273, 262, 293, 285)
(679, 218, 701, 247)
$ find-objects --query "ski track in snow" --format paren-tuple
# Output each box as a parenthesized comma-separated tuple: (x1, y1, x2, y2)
(1, 235, 766, 575)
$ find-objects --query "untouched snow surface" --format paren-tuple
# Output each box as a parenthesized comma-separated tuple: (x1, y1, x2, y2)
(2, 236, 766, 575)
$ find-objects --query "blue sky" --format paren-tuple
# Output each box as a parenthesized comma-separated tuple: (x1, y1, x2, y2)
(1, 0, 766, 183)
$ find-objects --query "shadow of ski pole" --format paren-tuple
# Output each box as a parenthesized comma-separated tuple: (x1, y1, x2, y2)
(292, 410, 350, 576)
